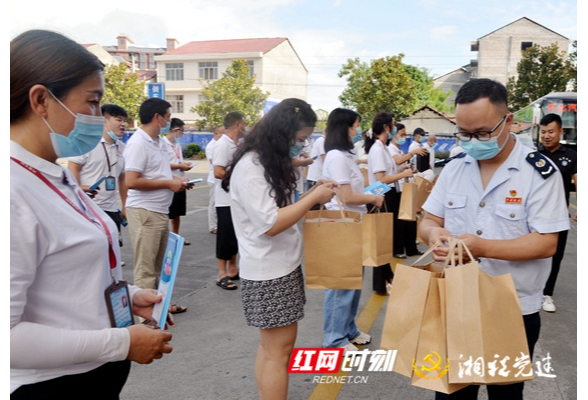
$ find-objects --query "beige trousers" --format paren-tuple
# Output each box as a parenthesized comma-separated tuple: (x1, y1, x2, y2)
(126, 207, 169, 289)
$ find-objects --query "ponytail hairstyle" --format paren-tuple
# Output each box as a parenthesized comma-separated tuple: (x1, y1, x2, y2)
(365, 112, 394, 153)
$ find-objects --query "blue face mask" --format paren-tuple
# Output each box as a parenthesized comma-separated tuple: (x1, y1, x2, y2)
(396, 137, 406, 146)
(44, 91, 104, 158)
(160, 120, 171, 135)
(459, 124, 507, 160)
(107, 130, 119, 141)
(391, 126, 398, 137)
(290, 142, 305, 158)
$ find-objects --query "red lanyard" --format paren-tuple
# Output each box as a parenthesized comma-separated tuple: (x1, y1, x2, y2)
(11, 157, 118, 272)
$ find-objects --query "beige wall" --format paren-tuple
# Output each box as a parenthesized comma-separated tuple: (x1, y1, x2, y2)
(400, 108, 456, 135)
(477, 19, 569, 85)
(260, 41, 307, 101)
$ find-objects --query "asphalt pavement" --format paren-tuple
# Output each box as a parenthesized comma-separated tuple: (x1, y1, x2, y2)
(118, 163, 577, 400)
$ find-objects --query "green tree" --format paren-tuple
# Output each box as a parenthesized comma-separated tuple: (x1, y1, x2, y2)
(403, 65, 453, 113)
(506, 43, 576, 111)
(103, 63, 146, 123)
(567, 40, 577, 92)
(338, 55, 453, 126)
(192, 59, 270, 129)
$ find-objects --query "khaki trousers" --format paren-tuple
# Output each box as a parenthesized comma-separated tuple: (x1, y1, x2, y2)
(126, 207, 169, 289)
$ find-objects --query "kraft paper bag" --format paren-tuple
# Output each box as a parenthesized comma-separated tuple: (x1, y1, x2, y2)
(445, 240, 533, 385)
(362, 210, 394, 267)
(411, 278, 469, 394)
(380, 243, 445, 377)
(398, 181, 417, 221)
(414, 175, 434, 209)
(303, 208, 363, 289)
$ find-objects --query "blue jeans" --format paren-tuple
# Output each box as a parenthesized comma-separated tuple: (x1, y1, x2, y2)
(323, 289, 362, 348)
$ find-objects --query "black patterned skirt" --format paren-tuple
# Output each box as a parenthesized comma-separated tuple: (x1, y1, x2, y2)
(241, 265, 306, 329)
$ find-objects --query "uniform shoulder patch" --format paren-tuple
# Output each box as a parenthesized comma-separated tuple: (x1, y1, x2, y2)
(526, 151, 556, 179)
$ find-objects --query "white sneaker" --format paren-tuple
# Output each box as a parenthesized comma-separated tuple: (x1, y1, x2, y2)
(342, 343, 358, 354)
(542, 296, 556, 312)
(350, 331, 372, 345)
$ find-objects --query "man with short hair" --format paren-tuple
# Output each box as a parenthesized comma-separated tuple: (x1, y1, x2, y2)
(163, 118, 194, 245)
(423, 134, 437, 171)
(420, 78, 569, 400)
(408, 127, 426, 154)
(124, 98, 189, 313)
(205, 125, 224, 234)
(538, 113, 577, 312)
(213, 112, 246, 290)
(68, 104, 129, 250)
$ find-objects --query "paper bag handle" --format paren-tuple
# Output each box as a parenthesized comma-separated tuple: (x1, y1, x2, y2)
(315, 188, 352, 227)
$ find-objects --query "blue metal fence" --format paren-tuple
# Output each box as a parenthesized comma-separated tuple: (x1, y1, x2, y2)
(122, 131, 458, 159)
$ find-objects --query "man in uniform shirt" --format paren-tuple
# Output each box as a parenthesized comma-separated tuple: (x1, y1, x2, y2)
(538, 113, 577, 312)
(205, 125, 224, 234)
(420, 79, 569, 400)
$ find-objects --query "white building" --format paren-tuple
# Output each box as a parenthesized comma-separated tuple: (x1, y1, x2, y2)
(155, 38, 308, 124)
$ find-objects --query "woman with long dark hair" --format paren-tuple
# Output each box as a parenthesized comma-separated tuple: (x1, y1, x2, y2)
(222, 98, 336, 400)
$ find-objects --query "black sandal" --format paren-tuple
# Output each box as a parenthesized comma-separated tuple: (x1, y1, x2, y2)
(216, 276, 237, 290)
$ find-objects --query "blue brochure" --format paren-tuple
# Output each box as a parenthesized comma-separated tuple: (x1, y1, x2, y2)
(364, 181, 391, 196)
(151, 232, 184, 329)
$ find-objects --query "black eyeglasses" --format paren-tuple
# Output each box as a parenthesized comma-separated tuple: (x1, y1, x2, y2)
(454, 115, 507, 142)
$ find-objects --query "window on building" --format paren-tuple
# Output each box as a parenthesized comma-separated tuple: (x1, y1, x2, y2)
(247, 60, 255, 78)
(148, 55, 156, 70)
(139, 53, 146, 70)
(199, 62, 218, 80)
(168, 95, 184, 113)
(166, 63, 184, 81)
(199, 94, 212, 103)
(521, 42, 533, 51)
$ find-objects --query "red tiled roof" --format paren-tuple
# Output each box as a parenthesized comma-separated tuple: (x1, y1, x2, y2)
(165, 38, 288, 56)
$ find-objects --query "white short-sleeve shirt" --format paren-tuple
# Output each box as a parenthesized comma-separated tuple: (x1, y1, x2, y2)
(367, 139, 397, 188)
(213, 134, 238, 207)
(323, 149, 367, 214)
(205, 139, 218, 185)
(68, 138, 125, 212)
(307, 136, 325, 182)
(423, 135, 570, 314)
(162, 136, 185, 177)
(230, 152, 302, 280)
(123, 128, 174, 214)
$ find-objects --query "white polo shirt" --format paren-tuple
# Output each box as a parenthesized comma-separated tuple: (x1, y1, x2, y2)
(230, 152, 302, 280)
(213, 134, 238, 207)
(307, 136, 325, 182)
(205, 138, 218, 185)
(323, 149, 367, 214)
(367, 139, 398, 188)
(124, 128, 174, 214)
(423, 135, 570, 315)
(68, 138, 125, 212)
(162, 136, 185, 177)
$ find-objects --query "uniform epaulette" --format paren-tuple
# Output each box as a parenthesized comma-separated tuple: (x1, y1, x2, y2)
(526, 152, 556, 179)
